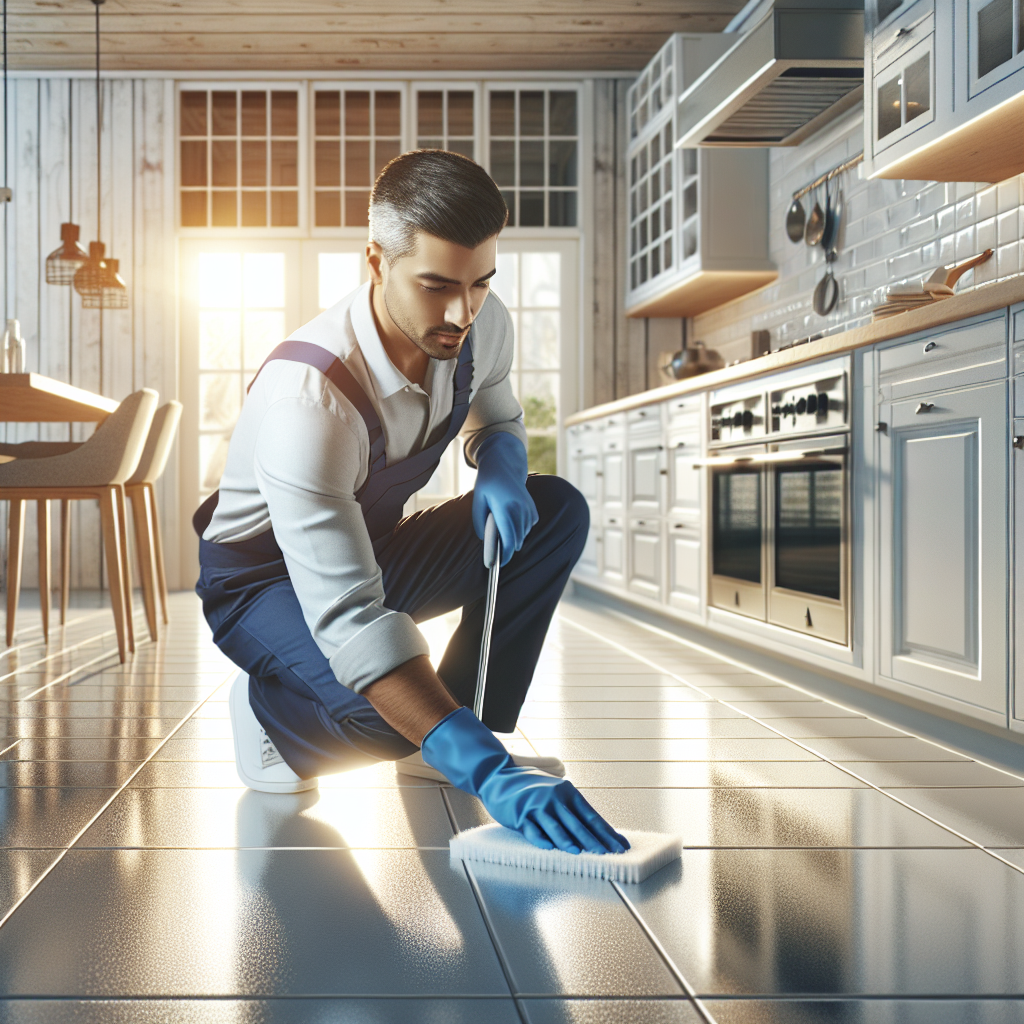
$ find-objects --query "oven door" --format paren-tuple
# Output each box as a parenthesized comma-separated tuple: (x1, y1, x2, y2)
(707, 445, 767, 621)
(767, 436, 849, 645)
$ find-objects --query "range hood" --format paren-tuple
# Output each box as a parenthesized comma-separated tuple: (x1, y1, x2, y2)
(677, 0, 864, 148)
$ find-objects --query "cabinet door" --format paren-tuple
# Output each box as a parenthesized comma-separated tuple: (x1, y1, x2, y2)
(668, 521, 701, 613)
(667, 434, 701, 520)
(570, 448, 600, 505)
(628, 440, 665, 515)
(873, 33, 936, 155)
(628, 519, 664, 601)
(601, 516, 626, 588)
(966, 0, 1024, 99)
(602, 444, 625, 510)
(577, 520, 600, 578)
(878, 382, 1008, 715)
(1015, 417, 1024, 726)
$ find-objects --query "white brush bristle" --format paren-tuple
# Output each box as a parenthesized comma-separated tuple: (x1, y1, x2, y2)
(450, 824, 681, 883)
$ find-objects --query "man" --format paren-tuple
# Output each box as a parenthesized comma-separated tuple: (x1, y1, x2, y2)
(196, 150, 627, 858)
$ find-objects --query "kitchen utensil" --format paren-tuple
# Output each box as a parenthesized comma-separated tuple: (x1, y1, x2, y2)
(664, 341, 725, 380)
(804, 185, 825, 247)
(821, 185, 843, 253)
(813, 252, 839, 316)
(786, 196, 806, 243)
(889, 249, 995, 298)
(473, 513, 501, 720)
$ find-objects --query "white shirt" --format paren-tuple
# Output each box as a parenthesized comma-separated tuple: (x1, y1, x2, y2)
(205, 282, 527, 693)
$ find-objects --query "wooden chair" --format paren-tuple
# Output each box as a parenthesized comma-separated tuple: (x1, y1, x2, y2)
(0, 389, 158, 661)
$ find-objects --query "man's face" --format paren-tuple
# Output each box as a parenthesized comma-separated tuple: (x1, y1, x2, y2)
(367, 231, 497, 361)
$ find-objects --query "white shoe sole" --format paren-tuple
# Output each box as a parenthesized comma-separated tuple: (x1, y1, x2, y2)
(229, 672, 318, 794)
(396, 749, 565, 784)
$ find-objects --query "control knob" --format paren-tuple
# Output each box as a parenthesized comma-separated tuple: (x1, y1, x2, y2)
(796, 397, 807, 415)
(806, 393, 818, 415)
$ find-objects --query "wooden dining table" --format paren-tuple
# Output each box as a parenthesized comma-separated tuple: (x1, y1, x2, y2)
(0, 372, 118, 423)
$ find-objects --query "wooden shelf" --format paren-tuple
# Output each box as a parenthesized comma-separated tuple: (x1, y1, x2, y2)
(625, 268, 778, 318)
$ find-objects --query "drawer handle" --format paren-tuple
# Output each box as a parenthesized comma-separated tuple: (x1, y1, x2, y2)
(673, 523, 687, 530)
(608, 518, 619, 525)
(915, 401, 935, 414)
(608, 442, 617, 449)
(595, 471, 604, 477)
(676, 441, 686, 448)
(635, 520, 648, 526)
(659, 468, 669, 475)
(1013, 436, 1024, 450)
(924, 341, 937, 353)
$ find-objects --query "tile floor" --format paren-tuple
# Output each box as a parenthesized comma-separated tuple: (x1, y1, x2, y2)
(1, 592, 1023, 1023)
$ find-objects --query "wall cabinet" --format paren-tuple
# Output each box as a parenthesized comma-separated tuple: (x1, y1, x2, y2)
(865, 0, 1024, 182)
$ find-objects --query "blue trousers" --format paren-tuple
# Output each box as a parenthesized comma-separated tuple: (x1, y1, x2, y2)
(197, 475, 588, 779)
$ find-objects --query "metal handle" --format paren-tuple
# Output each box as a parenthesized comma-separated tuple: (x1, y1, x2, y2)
(676, 441, 686, 448)
(1013, 436, 1024, 450)
(692, 446, 847, 468)
(595, 471, 604, 477)
(637, 410, 647, 417)
(876, 422, 888, 433)
(474, 514, 501, 721)
(635, 520, 648, 527)
(924, 341, 937, 353)
(659, 468, 669, 475)
(915, 402, 935, 414)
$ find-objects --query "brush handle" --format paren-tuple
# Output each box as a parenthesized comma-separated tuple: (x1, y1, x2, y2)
(944, 249, 993, 288)
(474, 516, 500, 721)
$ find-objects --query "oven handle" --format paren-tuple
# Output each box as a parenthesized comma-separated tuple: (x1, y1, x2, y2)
(691, 446, 847, 468)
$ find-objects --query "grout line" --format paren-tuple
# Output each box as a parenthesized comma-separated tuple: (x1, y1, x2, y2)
(15, 649, 125, 701)
(0, 628, 120, 686)
(0, 739, 20, 758)
(0, 669, 236, 933)
(610, 880, 719, 1024)
(560, 614, 1024, 877)
(0, 609, 109, 660)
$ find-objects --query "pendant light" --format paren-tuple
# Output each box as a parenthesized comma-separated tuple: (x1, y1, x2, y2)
(45, 222, 89, 285)
(73, 0, 128, 310)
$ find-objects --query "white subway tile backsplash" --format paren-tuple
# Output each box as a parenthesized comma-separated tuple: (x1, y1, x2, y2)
(690, 114, 1024, 355)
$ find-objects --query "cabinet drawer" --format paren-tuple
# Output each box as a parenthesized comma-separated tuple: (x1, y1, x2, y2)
(667, 394, 702, 422)
(627, 404, 663, 433)
(872, 1, 933, 64)
(567, 421, 600, 446)
(878, 317, 1007, 397)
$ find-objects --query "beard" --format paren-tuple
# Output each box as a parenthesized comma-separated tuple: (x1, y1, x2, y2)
(384, 285, 468, 361)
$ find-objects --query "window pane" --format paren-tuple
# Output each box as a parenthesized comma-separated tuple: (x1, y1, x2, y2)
(211, 91, 236, 136)
(519, 191, 544, 227)
(522, 252, 560, 306)
(375, 91, 401, 136)
(271, 91, 298, 136)
(181, 140, 207, 187)
(240, 191, 267, 227)
(315, 191, 341, 227)
(211, 191, 237, 227)
(548, 91, 577, 135)
(520, 372, 557, 427)
(198, 254, 241, 308)
(490, 91, 515, 135)
(490, 140, 515, 186)
(683, 182, 697, 220)
(877, 73, 902, 139)
(418, 91, 444, 136)
(243, 311, 286, 370)
(346, 91, 370, 135)
(375, 138, 401, 177)
(492, 252, 518, 307)
(345, 139, 371, 187)
(520, 91, 545, 135)
(271, 140, 298, 187)
(243, 253, 285, 308)
(316, 140, 340, 187)
(905, 53, 930, 123)
(199, 311, 240, 369)
(520, 310, 559, 370)
(448, 138, 474, 159)
(548, 140, 577, 186)
(181, 191, 206, 227)
(180, 92, 207, 135)
(318, 252, 362, 309)
(211, 140, 236, 187)
(419, 137, 443, 150)
(200, 433, 232, 494)
(527, 434, 557, 475)
(271, 191, 298, 227)
(520, 140, 545, 187)
(345, 190, 370, 227)
(241, 140, 267, 187)
(241, 91, 266, 136)
(199, 373, 241, 430)
(978, 0, 1013, 78)
(448, 91, 474, 135)
(549, 191, 576, 227)
(315, 91, 341, 136)
(501, 190, 515, 227)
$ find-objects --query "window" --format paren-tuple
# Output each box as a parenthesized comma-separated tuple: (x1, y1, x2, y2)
(487, 89, 578, 228)
(492, 251, 561, 473)
(313, 88, 402, 228)
(317, 252, 363, 310)
(195, 252, 287, 495)
(180, 88, 300, 228)
(415, 89, 476, 158)
(629, 123, 679, 291)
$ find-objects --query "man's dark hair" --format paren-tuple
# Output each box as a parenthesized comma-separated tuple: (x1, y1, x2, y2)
(369, 150, 508, 263)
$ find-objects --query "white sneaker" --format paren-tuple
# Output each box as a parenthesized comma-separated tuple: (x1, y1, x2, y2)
(229, 671, 317, 794)
(396, 748, 565, 784)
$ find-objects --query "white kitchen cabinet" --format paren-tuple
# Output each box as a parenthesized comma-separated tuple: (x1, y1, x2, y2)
(627, 517, 664, 601)
(568, 435, 601, 507)
(667, 519, 702, 614)
(601, 438, 626, 515)
(864, 0, 1024, 182)
(600, 514, 626, 589)
(877, 380, 1008, 719)
(627, 435, 665, 517)
(1013, 412, 1024, 730)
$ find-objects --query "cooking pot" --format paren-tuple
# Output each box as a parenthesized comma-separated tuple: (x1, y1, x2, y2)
(664, 341, 725, 380)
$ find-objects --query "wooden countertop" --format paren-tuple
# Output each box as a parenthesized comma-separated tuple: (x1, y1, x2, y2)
(0, 373, 119, 422)
(565, 274, 1024, 426)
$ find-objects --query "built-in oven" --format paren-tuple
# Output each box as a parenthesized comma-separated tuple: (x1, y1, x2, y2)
(699, 366, 850, 645)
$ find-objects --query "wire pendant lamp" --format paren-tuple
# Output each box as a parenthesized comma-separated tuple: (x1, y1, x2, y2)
(73, 0, 128, 310)
(45, 222, 89, 284)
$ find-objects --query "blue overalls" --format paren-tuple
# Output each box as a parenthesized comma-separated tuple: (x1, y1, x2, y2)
(195, 334, 588, 779)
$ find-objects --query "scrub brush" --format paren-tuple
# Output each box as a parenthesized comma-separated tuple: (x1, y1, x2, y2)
(450, 823, 681, 884)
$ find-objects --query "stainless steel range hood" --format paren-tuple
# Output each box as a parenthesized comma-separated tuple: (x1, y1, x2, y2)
(677, 0, 864, 148)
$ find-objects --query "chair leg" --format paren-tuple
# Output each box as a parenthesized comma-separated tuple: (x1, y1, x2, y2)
(36, 500, 51, 641)
(128, 486, 159, 642)
(114, 486, 135, 654)
(5, 499, 26, 648)
(60, 500, 70, 626)
(148, 484, 170, 625)
(98, 488, 128, 663)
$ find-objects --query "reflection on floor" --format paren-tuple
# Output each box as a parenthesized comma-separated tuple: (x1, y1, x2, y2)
(0, 592, 1023, 1023)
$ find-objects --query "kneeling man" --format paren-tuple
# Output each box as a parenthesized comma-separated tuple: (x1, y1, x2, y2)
(196, 150, 626, 857)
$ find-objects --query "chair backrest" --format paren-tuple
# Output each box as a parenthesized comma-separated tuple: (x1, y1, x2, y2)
(126, 401, 183, 485)
(0, 388, 158, 488)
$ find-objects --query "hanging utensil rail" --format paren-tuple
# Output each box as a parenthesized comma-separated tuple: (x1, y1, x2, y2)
(792, 152, 863, 202)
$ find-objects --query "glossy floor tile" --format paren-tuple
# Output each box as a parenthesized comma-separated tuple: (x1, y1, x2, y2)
(2, 593, 1024, 1016)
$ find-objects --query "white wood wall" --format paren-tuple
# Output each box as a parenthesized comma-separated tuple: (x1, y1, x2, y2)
(0, 76, 180, 595)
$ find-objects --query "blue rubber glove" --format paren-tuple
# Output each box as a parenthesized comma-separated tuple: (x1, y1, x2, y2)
(471, 432, 539, 567)
(422, 707, 630, 855)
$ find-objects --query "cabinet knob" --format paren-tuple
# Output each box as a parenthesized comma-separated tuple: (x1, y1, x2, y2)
(1013, 436, 1024, 450)
(876, 422, 888, 433)
(676, 441, 686, 449)
(660, 468, 669, 475)
(915, 402, 935, 414)
(595, 471, 604, 477)
(923, 341, 937, 353)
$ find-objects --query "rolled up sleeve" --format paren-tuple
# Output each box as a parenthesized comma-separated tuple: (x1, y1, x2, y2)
(253, 396, 429, 692)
